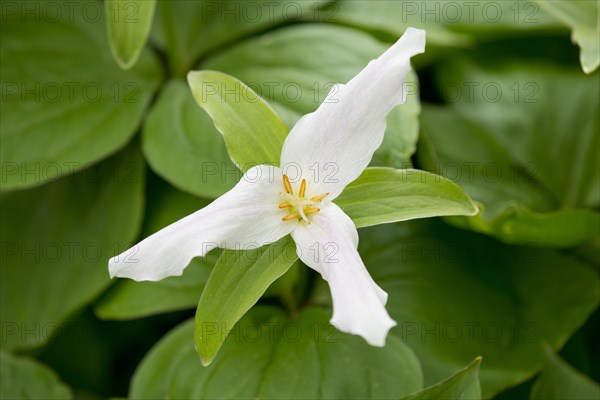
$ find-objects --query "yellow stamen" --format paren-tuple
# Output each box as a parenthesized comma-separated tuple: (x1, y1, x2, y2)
(279, 201, 291, 209)
(310, 192, 329, 202)
(282, 212, 300, 221)
(304, 207, 320, 215)
(282, 174, 293, 194)
(298, 179, 306, 198)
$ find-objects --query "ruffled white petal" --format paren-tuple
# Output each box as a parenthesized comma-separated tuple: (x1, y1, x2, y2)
(280, 28, 426, 199)
(109, 165, 296, 281)
(291, 203, 396, 346)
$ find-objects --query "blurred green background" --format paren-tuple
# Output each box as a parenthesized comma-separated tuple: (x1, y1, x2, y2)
(1, 0, 599, 399)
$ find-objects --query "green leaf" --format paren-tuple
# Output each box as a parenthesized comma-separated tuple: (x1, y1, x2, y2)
(530, 344, 600, 400)
(0, 145, 144, 350)
(96, 178, 216, 320)
(195, 236, 298, 366)
(333, 0, 560, 48)
(132, 307, 423, 399)
(143, 80, 239, 198)
(333, 1, 472, 47)
(106, 0, 156, 69)
(151, 0, 328, 76)
(188, 71, 288, 170)
(203, 24, 388, 115)
(0, 351, 72, 399)
(359, 220, 599, 397)
(419, 60, 600, 246)
(203, 24, 422, 166)
(0, 0, 161, 190)
(336, 167, 478, 228)
(401, 357, 482, 400)
(536, 0, 600, 73)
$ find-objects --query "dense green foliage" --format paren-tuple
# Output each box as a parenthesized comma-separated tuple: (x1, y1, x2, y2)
(1, 1, 598, 399)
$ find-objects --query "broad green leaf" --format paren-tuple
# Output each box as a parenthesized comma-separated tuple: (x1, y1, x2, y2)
(204, 24, 422, 166)
(401, 357, 482, 400)
(106, 0, 156, 69)
(0, 351, 72, 399)
(143, 80, 239, 198)
(151, 0, 328, 76)
(336, 168, 478, 228)
(188, 71, 288, 170)
(132, 307, 423, 399)
(96, 178, 216, 319)
(0, 145, 144, 350)
(333, 0, 472, 47)
(195, 236, 298, 365)
(536, 0, 600, 73)
(333, 0, 560, 48)
(203, 24, 389, 115)
(530, 344, 600, 399)
(0, 0, 161, 190)
(419, 60, 600, 246)
(358, 220, 599, 397)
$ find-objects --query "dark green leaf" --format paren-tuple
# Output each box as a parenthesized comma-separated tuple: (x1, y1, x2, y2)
(530, 344, 600, 400)
(0, 145, 144, 350)
(401, 357, 482, 400)
(419, 61, 600, 246)
(132, 307, 423, 399)
(359, 220, 599, 397)
(0, 0, 161, 190)
(0, 351, 72, 399)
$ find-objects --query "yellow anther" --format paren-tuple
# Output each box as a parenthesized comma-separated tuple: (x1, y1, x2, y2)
(279, 201, 291, 209)
(304, 207, 320, 215)
(282, 174, 293, 194)
(282, 212, 300, 221)
(310, 192, 329, 202)
(298, 179, 307, 198)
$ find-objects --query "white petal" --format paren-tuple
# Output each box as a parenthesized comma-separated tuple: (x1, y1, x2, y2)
(280, 28, 426, 199)
(291, 203, 396, 346)
(109, 165, 296, 281)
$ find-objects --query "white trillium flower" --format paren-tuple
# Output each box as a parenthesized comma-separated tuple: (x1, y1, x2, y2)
(109, 28, 426, 347)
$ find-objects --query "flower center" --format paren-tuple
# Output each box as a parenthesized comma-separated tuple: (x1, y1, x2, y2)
(279, 174, 329, 223)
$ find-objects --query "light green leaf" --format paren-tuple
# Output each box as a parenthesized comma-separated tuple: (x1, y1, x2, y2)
(0, 351, 72, 399)
(0, 145, 144, 350)
(143, 80, 239, 198)
(359, 220, 599, 397)
(96, 178, 216, 320)
(0, 0, 161, 190)
(106, 0, 156, 69)
(195, 237, 298, 366)
(188, 71, 288, 170)
(419, 60, 600, 246)
(530, 344, 600, 400)
(536, 0, 600, 73)
(132, 307, 423, 399)
(401, 357, 482, 400)
(336, 168, 478, 228)
(151, 0, 329, 76)
(204, 24, 422, 166)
